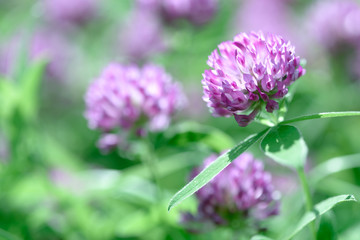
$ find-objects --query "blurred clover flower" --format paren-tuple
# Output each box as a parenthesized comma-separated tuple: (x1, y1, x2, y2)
(134, 0, 217, 26)
(0, 30, 71, 81)
(233, 0, 305, 55)
(84, 63, 186, 151)
(182, 152, 280, 228)
(162, 0, 218, 25)
(202, 31, 305, 127)
(42, 0, 97, 27)
(121, 7, 166, 62)
(120, 0, 217, 61)
(307, 0, 360, 51)
(235, 0, 291, 37)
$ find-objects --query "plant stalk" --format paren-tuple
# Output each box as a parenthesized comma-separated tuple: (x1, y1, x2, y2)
(297, 167, 317, 239)
(142, 138, 162, 200)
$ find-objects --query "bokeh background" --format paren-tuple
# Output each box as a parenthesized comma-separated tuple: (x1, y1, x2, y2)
(0, 0, 360, 239)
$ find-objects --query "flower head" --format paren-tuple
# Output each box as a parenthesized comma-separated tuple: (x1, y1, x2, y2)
(307, 0, 360, 51)
(184, 152, 280, 227)
(202, 31, 305, 126)
(121, 8, 166, 62)
(96, 134, 121, 153)
(84, 63, 185, 135)
(162, 0, 218, 25)
(43, 0, 97, 27)
(0, 30, 71, 81)
(162, 0, 190, 20)
(234, 0, 295, 41)
(187, 0, 218, 25)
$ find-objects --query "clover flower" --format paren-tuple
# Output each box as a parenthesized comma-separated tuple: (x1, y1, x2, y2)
(234, 0, 294, 40)
(121, 8, 166, 62)
(43, 0, 97, 27)
(202, 31, 305, 126)
(162, 0, 218, 25)
(184, 152, 280, 227)
(307, 0, 360, 51)
(187, 0, 218, 25)
(96, 134, 121, 153)
(0, 30, 71, 81)
(162, 0, 190, 20)
(84, 63, 185, 149)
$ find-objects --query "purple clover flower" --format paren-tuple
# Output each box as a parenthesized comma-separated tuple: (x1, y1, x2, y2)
(187, 0, 218, 25)
(135, 0, 160, 10)
(96, 134, 121, 153)
(121, 8, 166, 62)
(184, 152, 280, 227)
(43, 0, 97, 27)
(162, 0, 218, 25)
(307, 0, 360, 51)
(0, 30, 71, 81)
(202, 31, 305, 127)
(162, 0, 190, 21)
(234, 0, 297, 45)
(84, 63, 186, 150)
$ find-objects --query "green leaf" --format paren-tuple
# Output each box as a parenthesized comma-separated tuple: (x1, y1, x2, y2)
(339, 222, 360, 240)
(282, 194, 357, 240)
(280, 111, 360, 125)
(115, 175, 158, 206)
(317, 211, 337, 240)
(19, 59, 47, 121)
(167, 128, 269, 211)
(0, 79, 18, 121)
(0, 228, 21, 240)
(261, 125, 308, 169)
(251, 235, 274, 240)
(309, 153, 360, 184)
(166, 122, 235, 152)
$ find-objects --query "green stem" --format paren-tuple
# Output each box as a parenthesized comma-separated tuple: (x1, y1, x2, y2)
(280, 111, 360, 125)
(255, 118, 275, 127)
(142, 138, 162, 200)
(297, 168, 317, 239)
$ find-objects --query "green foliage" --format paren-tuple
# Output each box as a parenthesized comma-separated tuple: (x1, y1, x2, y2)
(0, 228, 21, 240)
(310, 153, 360, 184)
(0, 60, 46, 144)
(280, 111, 360, 125)
(282, 195, 357, 240)
(316, 212, 338, 240)
(251, 235, 274, 240)
(261, 125, 308, 169)
(164, 121, 235, 152)
(1, 0, 360, 239)
(18, 60, 47, 121)
(0, 78, 18, 121)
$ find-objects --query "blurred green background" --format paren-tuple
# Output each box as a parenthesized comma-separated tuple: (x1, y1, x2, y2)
(0, 0, 360, 239)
